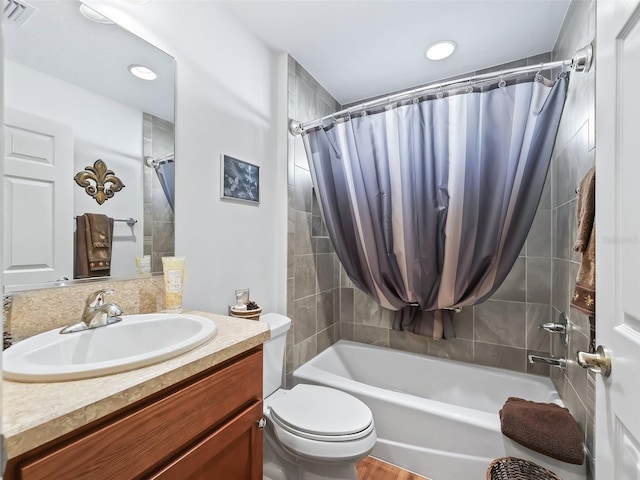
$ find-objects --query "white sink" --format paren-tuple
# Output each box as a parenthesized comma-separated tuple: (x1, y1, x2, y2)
(3, 313, 217, 382)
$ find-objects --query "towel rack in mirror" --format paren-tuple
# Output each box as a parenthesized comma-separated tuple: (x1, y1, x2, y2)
(74, 216, 137, 227)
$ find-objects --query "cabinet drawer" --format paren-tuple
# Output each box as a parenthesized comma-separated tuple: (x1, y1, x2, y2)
(19, 349, 262, 480)
(151, 401, 263, 480)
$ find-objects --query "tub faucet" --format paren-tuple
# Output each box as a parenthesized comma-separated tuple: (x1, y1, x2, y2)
(60, 289, 123, 334)
(528, 353, 567, 369)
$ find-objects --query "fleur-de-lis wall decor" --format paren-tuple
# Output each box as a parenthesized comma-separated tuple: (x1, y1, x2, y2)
(74, 159, 125, 205)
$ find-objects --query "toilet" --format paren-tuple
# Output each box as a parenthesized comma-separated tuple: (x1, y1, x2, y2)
(260, 313, 377, 480)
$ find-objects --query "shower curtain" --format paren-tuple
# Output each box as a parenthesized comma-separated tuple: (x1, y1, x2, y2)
(302, 75, 568, 339)
(154, 159, 175, 212)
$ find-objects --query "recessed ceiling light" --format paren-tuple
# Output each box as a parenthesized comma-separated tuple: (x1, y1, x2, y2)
(426, 41, 457, 61)
(79, 4, 114, 24)
(128, 64, 157, 81)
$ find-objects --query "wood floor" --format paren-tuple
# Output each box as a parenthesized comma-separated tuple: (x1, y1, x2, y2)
(356, 456, 430, 480)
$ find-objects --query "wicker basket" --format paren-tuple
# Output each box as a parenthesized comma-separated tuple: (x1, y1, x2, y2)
(486, 457, 562, 480)
(229, 306, 262, 321)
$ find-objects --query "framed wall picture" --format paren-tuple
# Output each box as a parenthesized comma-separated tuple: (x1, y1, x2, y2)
(220, 154, 260, 204)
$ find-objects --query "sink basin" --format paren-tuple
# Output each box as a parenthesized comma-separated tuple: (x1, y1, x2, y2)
(3, 313, 217, 382)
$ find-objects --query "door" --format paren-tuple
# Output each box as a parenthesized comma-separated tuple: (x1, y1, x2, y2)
(596, 0, 640, 477)
(3, 109, 73, 285)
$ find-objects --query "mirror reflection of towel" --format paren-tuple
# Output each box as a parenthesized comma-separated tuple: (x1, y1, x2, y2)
(85, 213, 112, 271)
(74, 214, 114, 279)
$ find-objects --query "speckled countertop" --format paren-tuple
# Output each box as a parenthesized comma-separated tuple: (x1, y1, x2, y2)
(2, 311, 269, 459)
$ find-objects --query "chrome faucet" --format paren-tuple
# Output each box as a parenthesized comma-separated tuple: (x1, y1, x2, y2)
(60, 289, 123, 334)
(528, 353, 567, 369)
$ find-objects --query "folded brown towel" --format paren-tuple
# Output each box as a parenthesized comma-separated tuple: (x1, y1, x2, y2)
(571, 167, 595, 317)
(499, 397, 584, 465)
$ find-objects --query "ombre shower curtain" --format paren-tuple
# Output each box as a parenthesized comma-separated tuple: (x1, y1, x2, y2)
(302, 75, 568, 339)
(155, 158, 175, 212)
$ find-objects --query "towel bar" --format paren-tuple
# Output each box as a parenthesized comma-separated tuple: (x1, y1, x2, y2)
(74, 216, 137, 227)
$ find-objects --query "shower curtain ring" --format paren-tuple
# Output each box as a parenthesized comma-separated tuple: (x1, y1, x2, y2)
(498, 71, 506, 88)
(465, 80, 473, 93)
(436, 87, 444, 99)
(534, 67, 543, 82)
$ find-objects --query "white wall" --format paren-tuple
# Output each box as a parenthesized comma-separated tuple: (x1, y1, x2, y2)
(5, 61, 144, 278)
(86, 1, 287, 315)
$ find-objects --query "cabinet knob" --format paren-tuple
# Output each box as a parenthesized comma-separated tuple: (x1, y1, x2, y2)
(257, 417, 267, 430)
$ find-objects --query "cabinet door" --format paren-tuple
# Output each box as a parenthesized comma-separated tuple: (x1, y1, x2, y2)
(14, 350, 262, 480)
(151, 401, 263, 480)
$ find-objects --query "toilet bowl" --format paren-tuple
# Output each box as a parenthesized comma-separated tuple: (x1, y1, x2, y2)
(260, 313, 377, 480)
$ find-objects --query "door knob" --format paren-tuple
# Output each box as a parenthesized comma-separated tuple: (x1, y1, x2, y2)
(576, 345, 611, 377)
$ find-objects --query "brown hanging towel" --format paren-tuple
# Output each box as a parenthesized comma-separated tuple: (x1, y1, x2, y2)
(74, 214, 114, 279)
(571, 167, 595, 316)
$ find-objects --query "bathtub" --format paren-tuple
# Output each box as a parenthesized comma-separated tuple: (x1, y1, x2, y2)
(293, 340, 586, 480)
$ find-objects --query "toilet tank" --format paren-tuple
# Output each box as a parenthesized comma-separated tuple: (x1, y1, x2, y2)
(259, 313, 292, 397)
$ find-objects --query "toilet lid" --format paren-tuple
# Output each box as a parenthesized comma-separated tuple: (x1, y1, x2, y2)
(269, 384, 373, 437)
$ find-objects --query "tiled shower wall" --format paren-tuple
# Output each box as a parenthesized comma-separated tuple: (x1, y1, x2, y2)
(286, 57, 342, 382)
(143, 114, 175, 273)
(286, 54, 559, 378)
(550, 0, 596, 477)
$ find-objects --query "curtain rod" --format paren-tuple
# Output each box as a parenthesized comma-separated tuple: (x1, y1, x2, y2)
(289, 44, 592, 136)
(145, 152, 174, 168)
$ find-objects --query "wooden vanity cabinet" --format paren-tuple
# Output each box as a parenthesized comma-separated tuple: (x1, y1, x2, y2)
(5, 347, 264, 480)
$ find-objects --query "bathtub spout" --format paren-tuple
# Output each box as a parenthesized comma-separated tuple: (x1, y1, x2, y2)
(528, 354, 567, 369)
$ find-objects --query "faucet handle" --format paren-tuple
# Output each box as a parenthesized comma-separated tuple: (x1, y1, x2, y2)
(538, 322, 566, 333)
(86, 289, 113, 308)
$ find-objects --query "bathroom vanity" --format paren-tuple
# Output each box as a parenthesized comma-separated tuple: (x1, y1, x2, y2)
(2, 312, 269, 480)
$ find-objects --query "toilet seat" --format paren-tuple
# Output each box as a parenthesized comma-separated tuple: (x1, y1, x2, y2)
(266, 384, 377, 461)
(269, 384, 374, 441)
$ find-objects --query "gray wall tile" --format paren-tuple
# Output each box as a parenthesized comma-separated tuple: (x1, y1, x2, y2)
(340, 287, 354, 323)
(293, 295, 317, 344)
(526, 303, 551, 352)
(294, 335, 317, 369)
(528, 209, 551, 257)
(474, 343, 526, 372)
(389, 329, 429, 355)
(317, 290, 334, 331)
(527, 257, 551, 304)
(316, 253, 334, 293)
(315, 237, 334, 254)
(354, 324, 389, 347)
(317, 326, 336, 354)
(492, 257, 526, 302)
(451, 307, 473, 340)
(294, 211, 313, 256)
(340, 321, 355, 341)
(429, 338, 474, 363)
(474, 300, 526, 348)
(293, 255, 316, 299)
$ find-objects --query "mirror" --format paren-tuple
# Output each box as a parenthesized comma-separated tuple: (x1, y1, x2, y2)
(4, 0, 175, 289)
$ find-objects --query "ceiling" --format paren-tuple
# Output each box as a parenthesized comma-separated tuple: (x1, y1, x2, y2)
(217, 0, 571, 105)
(5, 0, 175, 121)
